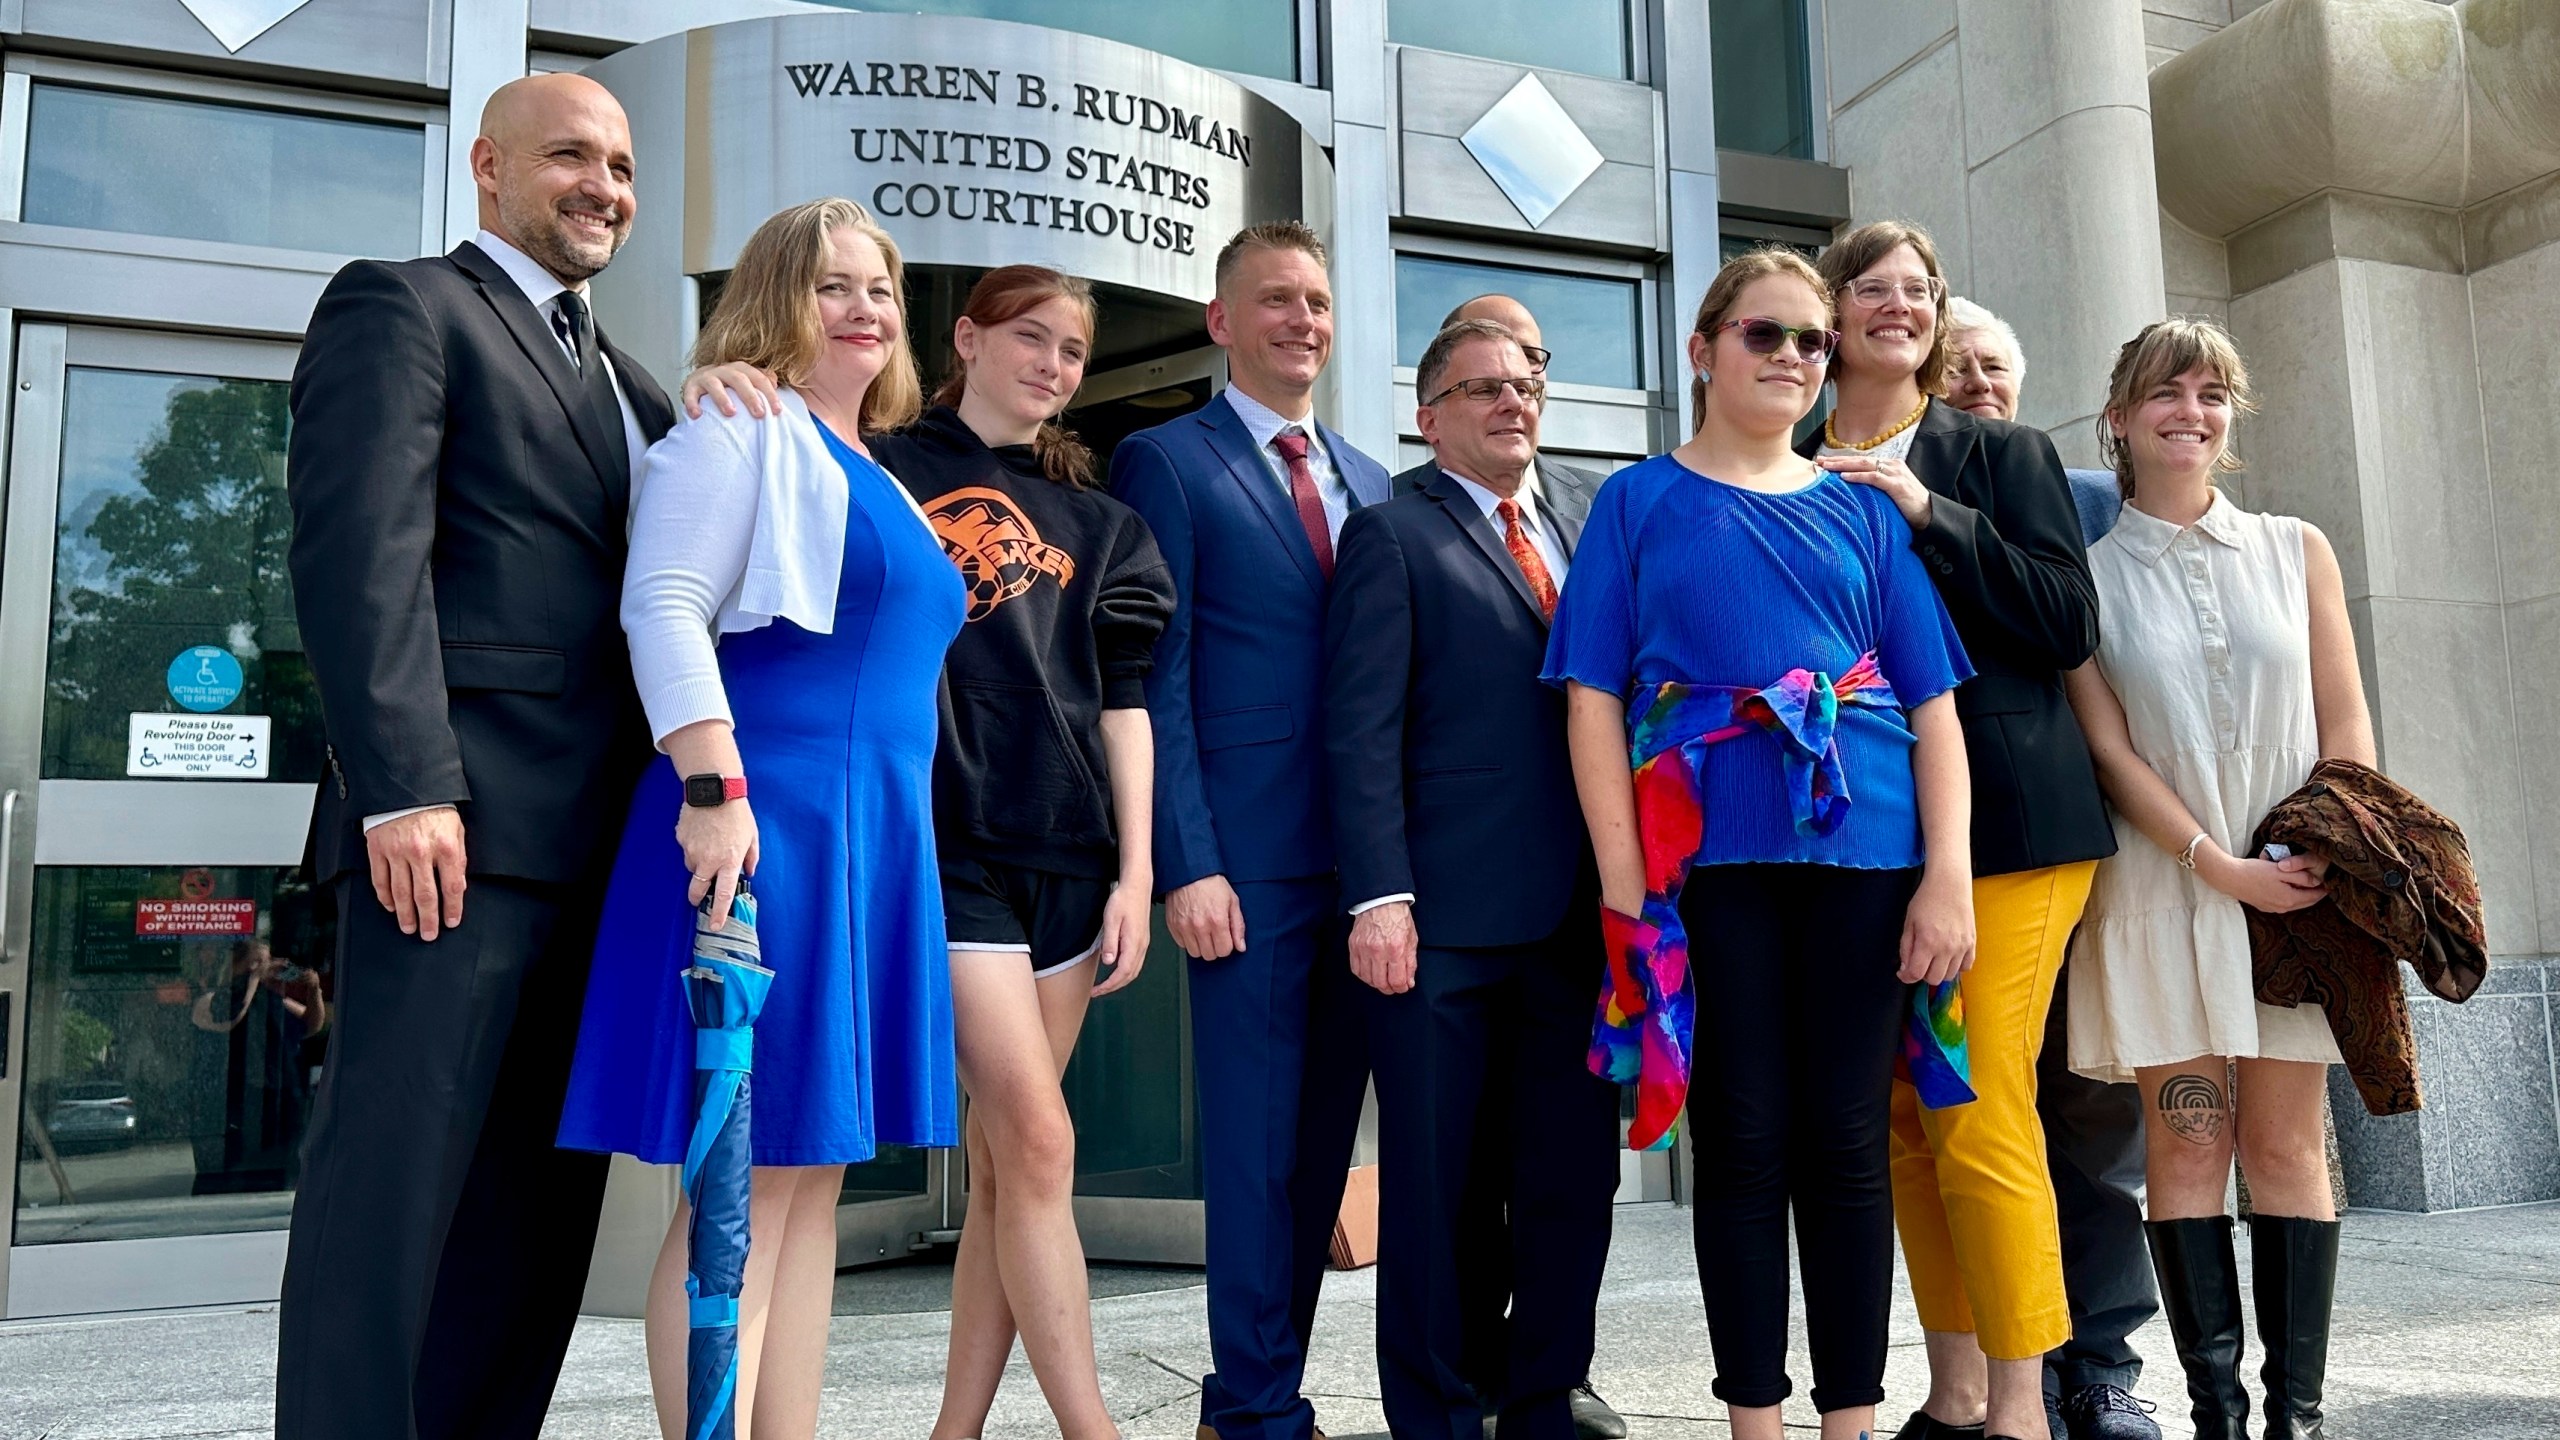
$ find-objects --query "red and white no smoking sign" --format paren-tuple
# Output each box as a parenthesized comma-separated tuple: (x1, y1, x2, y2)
(135, 898, 258, 937)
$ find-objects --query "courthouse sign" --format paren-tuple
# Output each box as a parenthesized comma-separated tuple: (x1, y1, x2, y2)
(603, 14, 1324, 304)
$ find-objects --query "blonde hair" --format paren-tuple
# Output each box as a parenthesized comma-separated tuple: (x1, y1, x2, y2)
(2096, 317, 2258, 499)
(1686, 246, 1832, 434)
(1214, 220, 1327, 291)
(691, 197, 922, 433)
(1816, 220, 1956, 397)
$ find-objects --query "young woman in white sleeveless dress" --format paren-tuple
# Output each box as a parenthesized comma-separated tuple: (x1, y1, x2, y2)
(2060, 320, 2371, 1440)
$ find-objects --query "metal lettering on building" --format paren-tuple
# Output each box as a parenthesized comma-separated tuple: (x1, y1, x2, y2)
(589, 14, 1322, 305)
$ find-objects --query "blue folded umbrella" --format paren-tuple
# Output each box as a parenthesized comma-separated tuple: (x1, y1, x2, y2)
(681, 884, 772, 1440)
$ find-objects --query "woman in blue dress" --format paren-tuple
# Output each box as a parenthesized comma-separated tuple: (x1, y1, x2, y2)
(1543, 247, 1975, 1440)
(557, 197, 965, 1439)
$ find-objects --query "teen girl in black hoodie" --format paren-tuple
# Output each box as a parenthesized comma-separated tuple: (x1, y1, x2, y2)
(870, 265, 1174, 1440)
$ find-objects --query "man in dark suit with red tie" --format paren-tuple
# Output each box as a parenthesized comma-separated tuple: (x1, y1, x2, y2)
(278, 73, 673, 1440)
(1324, 319, 1623, 1440)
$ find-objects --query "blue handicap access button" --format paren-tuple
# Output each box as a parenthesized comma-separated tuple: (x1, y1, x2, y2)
(167, 646, 245, 713)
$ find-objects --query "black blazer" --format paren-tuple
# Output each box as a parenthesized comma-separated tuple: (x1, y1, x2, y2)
(286, 241, 676, 886)
(1803, 398, 2113, 876)
(1325, 463, 1597, 948)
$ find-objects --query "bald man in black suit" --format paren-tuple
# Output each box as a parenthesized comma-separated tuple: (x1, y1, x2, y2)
(278, 74, 675, 1440)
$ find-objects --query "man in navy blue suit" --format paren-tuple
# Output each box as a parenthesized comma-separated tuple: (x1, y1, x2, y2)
(1109, 221, 1392, 1440)
(1325, 319, 1621, 1440)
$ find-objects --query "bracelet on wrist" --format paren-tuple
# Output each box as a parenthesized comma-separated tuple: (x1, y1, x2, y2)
(2177, 831, 2210, 871)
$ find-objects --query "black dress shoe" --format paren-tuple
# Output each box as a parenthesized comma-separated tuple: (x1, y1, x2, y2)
(1568, 1382, 1628, 1440)
(2061, 1384, 2163, 1440)
(1892, 1410, 1986, 1440)
(2045, 1388, 2069, 1440)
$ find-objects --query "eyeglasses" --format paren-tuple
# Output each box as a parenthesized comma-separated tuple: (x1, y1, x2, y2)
(1841, 275, 1947, 309)
(1709, 318, 1840, 364)
(1519, 344, 1552, 374)
(1423, 374, 1547, 407)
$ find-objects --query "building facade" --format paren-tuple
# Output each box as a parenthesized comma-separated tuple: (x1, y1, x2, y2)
(0, 0, 2549, 1322)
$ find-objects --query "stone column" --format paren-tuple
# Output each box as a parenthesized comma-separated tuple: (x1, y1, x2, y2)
(1319, 0, 1398, 465)
(1656, 0, 1722, 438)
(2154, 0, 2560, 1209)
(443, 0, 531, 249)
(1819, 0, 2166, 464)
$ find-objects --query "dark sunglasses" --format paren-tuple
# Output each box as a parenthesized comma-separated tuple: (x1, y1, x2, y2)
(1520, 343, 1552, 374)
(1710, 317, 1840, 364)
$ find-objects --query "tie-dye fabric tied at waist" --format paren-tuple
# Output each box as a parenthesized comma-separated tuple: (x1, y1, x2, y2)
(1593, 652, 1977, 1151)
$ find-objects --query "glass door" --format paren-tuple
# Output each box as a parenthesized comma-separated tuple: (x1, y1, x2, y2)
(0, 326, 323, 1317)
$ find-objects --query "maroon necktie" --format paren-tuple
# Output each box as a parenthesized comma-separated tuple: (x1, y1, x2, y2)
(1269, 428, 1334, 580)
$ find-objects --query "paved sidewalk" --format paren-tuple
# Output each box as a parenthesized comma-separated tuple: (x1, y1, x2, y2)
(4, 1201, 2555, 1439)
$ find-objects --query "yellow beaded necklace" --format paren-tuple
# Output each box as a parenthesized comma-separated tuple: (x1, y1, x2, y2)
(1824, 395, 1931, 452)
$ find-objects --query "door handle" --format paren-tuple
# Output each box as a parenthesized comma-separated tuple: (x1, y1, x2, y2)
(0, 787, 18, 961)
(0, 788, 15, 1083)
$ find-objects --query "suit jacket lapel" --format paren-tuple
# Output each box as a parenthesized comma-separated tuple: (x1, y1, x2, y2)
(1427, 469, 1547, 627)
(1318, 420, 1390, 508)
(1538, 456, 1595, 560)
(450, 242, 628, 503)
(1198, 394, 1325, 592)
(600, 335, 675, 444)
(1903, 397, 1976, 502)
(595, 336, 679, 513)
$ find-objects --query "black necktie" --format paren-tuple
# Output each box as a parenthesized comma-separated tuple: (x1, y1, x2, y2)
(553, 290, 632, 488)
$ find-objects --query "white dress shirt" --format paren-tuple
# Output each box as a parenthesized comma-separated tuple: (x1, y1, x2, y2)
(1222, 384, 1352, 546)
(363, 231, 651, 833)
(1443, 464, 1570, 589)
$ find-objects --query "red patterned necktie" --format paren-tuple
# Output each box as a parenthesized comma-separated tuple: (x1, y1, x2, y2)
(1497, 498, 1558, 620)
(1269, 427, 1334, 580)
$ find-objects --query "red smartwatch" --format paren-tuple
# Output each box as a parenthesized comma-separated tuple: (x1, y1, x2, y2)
(683, 773, 749, 808)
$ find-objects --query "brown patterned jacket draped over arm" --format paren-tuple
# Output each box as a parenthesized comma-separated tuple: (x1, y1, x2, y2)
(2246, 757, 2488, 1116)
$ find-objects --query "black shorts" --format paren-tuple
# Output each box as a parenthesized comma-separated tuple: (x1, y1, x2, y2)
(939, 852, 1114, 978)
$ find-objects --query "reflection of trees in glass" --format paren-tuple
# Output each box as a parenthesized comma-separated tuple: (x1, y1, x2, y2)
(58, 1006, 113, 1076)
(44, 376, 323, 780)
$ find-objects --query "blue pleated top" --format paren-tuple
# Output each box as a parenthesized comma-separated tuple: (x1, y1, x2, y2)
(1540, 453, 1972, 869)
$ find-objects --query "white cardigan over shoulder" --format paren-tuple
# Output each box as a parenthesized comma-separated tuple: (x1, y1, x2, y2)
(621, 389, 912, 745)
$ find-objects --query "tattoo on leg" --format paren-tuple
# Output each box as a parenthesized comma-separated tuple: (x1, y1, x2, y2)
(2159, 1072, 2228, 1145)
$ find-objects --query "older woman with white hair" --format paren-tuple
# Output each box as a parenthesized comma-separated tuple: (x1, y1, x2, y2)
(1944, 297, 2159, 1440)
(1946, 300, 2119, 551)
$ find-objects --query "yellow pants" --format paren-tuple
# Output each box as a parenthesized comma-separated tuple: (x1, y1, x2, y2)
(1889, 860, 2097, 1360)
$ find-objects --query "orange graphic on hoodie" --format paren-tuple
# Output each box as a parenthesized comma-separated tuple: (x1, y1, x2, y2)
(922, 486, 1078, 621)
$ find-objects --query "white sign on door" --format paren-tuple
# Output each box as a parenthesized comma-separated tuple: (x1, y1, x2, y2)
(127, 712, 271, 778)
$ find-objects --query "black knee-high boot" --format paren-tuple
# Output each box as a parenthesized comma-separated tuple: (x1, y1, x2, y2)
(2249, 1215, 2341, 1440)
(2146, 1217, 2253, 1440)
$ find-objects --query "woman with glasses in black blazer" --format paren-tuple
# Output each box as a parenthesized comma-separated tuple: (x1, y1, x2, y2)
(1802, 221, 2118, 1440)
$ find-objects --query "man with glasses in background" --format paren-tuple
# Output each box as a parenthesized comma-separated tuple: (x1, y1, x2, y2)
(1329, 317, 1623, 1440)
(1388, 294, 1625, 1440)
(1394, 294, 1564, 492)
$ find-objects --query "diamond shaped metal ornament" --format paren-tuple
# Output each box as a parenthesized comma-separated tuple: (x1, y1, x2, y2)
(1461, 74, 1606, 229)
(178, 0, 316, 52)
